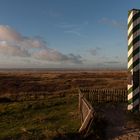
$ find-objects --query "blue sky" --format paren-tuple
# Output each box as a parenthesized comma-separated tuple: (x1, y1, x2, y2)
(0, 0, 139, 69)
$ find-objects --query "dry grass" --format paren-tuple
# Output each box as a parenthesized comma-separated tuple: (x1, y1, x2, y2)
(0, 70, 128, 139)
(0, 70, 127, 95)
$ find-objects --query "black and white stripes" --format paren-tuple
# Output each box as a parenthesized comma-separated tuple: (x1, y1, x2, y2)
(128, 9, 140, 111)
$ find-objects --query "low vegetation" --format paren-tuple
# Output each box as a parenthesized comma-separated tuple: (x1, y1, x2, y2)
(0, 94, 80, 140)
(0, 70, 128, 139)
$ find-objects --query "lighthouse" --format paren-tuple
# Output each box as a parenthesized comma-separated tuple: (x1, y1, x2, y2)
(128, 9, 140, 112)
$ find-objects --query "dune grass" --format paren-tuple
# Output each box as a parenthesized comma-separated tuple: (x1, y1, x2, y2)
(0, 94, 80, 140)
(0, 71, 128, 139)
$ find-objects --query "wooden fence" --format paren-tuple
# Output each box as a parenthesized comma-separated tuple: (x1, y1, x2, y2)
(79, 89, 95, 137)
(78, 88, 127, 137)
(80, 88, 127, 104)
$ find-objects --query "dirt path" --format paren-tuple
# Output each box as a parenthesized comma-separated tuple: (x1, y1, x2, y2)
(97, 103, 140, 140)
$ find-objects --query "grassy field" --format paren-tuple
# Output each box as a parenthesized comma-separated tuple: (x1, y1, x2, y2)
(0, 94, 80, 140)
(0, 70, 128, 140)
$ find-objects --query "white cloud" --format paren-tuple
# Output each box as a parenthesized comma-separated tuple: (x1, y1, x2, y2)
(0, 25, 83, 67)
(0, 25, 22, 41)
(58, 21, 88, 37)
(58, 23, 79, 29)
(0, 41, 29, 57)
(32, 49, 83, 64)
(99, 18, 126, 30)
(32, 49, 67, 61)
(64, 30, 82, 37)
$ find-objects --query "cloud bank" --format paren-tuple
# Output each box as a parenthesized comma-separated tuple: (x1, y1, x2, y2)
(0, 25, 83, 66)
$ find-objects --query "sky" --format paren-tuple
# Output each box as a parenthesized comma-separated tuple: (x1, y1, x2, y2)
(0, 0, 139, 69)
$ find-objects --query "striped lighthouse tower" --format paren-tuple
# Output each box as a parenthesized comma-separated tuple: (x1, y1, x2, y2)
(128, 9, 140, 112)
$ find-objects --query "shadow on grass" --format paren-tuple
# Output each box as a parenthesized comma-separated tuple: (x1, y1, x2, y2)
(88, 115, 108, 140)
(52, 115, 108, 140)
(52, 132, 83, 140)
(0, 97, 13, 103)
(52, 113, 108, 140)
